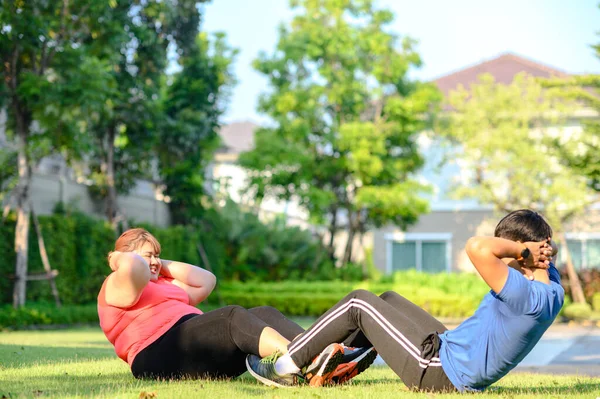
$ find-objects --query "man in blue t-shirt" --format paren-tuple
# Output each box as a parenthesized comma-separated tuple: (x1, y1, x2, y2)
(246, 209, 564, 391)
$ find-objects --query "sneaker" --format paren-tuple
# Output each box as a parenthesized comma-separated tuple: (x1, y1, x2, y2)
(330, 346, 378, 384)
(302, 343, 345, 387)
(245, 352, 301, 388)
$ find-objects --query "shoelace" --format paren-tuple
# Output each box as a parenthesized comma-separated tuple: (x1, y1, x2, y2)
(259, 350, 282, 365)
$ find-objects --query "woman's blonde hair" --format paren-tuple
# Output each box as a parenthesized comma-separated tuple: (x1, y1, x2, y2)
(112, 228, 161, 255)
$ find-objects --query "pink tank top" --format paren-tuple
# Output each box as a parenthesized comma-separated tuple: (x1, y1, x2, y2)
(97, 276, 202, 365)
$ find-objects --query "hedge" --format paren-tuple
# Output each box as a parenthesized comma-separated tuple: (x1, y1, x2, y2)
(0, 303, 99, 329)
(1, 202, 337, 307)
(215, 291, 481, 318)
(0, 291, 478, 330)
(210, 275, 489, 318)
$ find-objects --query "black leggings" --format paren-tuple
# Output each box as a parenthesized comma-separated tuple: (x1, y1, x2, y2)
(287, 290, 456, 392)
(131, 305, 304, 379)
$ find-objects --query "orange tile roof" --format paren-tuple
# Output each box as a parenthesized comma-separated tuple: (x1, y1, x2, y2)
(433, 52, 569, 96)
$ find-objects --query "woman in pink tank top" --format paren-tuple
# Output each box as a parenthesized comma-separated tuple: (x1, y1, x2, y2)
(98, 227, 310, 380)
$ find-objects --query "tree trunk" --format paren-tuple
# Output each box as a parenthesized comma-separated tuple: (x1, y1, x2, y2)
(558, 233, 586, 304)
(342, 211, 357, 265)
(327, 206, 338, 261)
(31, 203, 61, 307)
(13, 118, 31, 308)
(105, 126, 119, 229)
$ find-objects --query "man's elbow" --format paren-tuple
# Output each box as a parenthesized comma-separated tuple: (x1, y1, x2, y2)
(465, 237, 485, 257)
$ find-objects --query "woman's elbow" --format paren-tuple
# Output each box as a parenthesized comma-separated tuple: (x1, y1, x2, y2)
(118, 253, 150, 279)
(206, 272, 217, 292)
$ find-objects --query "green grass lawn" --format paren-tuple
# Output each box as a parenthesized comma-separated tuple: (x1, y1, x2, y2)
(1, 328, 599, 399)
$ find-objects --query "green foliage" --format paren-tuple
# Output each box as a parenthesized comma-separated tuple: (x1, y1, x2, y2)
(0, 0, 119, 155)
(0, 203, 336, 306)
(1, 268, 489, 327)
(196, 200, 334, 281)
(0, 212, 115, 305)
(210, 290, 479, 318)
(240, 0, 439, 261)
(439, 73, 594, 231)
(0, 303, 98, 330)
(0, 148, 18, 202)
(592, 293, 600, 312)
(562, 302, 593, 321)
(207, 270, 489, 317)
(540, 32, 600, 192)
(0, 0, 128, 307)
(82, 0, 171, 207)
(158, 29, 238, 224)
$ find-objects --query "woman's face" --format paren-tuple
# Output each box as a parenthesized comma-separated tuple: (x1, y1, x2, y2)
(135, 241, 162, 281)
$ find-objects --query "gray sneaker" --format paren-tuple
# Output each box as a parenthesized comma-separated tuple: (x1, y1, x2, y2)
(245, 352, 301, 388)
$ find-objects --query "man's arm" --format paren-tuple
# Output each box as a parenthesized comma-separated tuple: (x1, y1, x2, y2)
(465, 237, 549, 294)
(159, 260, 217, 306)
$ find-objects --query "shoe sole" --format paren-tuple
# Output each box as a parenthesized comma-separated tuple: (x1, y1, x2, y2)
(331, 347, 378, 384)
(306, 344, 345, 387)
(245, 356, 290, 388)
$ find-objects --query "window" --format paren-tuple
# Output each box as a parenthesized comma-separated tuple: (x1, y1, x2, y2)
(563, 233, 600, 269)
(385, 233, 451, 273)
(391, 242, 417, 271)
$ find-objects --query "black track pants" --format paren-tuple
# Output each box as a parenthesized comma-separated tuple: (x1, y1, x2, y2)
(131, 305, 304, 379)
(287, 290, 456, 391)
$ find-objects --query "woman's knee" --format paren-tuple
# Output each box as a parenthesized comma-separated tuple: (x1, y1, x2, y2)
(223, 305, 246, 319)
(249, 305, 283, 316)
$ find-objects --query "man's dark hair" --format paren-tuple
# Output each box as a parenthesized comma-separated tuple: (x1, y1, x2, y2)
(494, 209, 553, 242)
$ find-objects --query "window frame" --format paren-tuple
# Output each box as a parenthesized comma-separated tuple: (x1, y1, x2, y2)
(384, 232, 453, 274)
(564, 232, 600, 269)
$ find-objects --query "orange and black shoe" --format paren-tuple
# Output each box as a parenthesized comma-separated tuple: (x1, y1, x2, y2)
(303, 343, 345, 387)
(330, 346, 378, 384)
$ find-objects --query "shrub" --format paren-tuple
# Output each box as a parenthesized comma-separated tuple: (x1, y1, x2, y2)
(592, 293, 600, 312)
(1, 202, 336, 306)
(193, 200, 334, 282)
(0, 303, 99, 330)
(207, 290, 480, 318)
(206, 273, 489, 318)
(558, 266, 600, 306)
(562, 302, 592, 321)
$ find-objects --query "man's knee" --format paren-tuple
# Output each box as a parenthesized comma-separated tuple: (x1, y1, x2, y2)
(379, 291, 396, 301)
(349, 289, 377, 301)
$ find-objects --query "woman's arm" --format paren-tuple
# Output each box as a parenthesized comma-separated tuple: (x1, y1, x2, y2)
(159, 259, 217, 306)
(105, 252, 151, 308)
(465, 237, 549, 293)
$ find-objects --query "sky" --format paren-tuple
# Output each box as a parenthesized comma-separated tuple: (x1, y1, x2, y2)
(202, 0, 600, 124)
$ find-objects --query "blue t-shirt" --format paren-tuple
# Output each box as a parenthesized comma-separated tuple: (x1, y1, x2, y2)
(438, 264, 564, 392)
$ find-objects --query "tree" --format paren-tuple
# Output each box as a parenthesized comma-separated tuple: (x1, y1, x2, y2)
(0, 1, 116, 307)
(239, 0, 439, 264)
(81, 1, 170, 229)
(158, 30, 238, 224)
(439, 73, 595, 304)
(541, 31, 600, 193)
